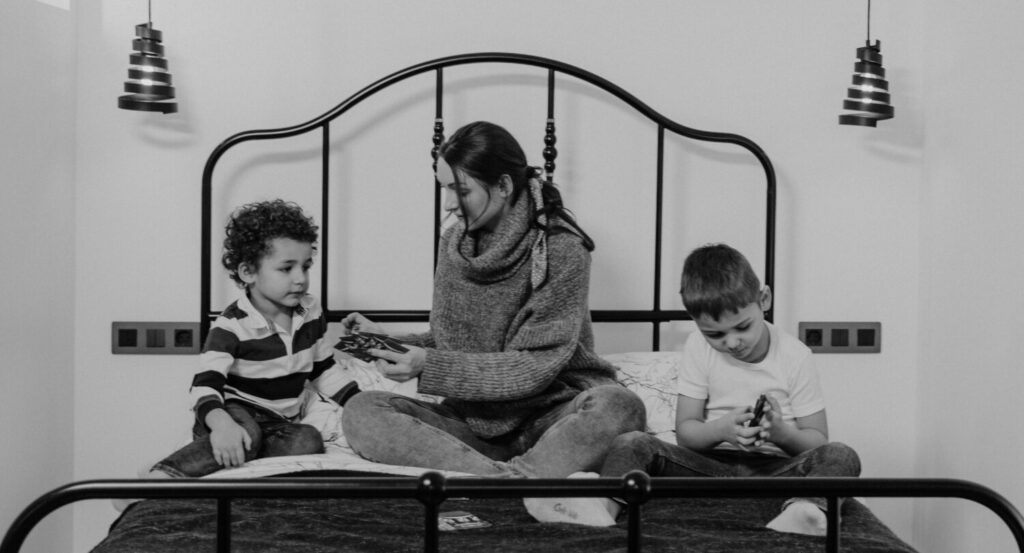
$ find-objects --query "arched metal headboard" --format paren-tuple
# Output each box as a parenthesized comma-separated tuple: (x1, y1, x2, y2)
(200, 52, 777, 349)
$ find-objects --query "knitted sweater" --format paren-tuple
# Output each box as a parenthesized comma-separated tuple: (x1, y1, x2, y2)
(407, 192, 618, 438)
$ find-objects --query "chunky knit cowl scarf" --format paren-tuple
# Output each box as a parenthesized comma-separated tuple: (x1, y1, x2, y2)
(446, 178, 551, 289)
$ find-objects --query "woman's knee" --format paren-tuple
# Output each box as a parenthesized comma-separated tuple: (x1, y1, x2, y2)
(341, 391, 381, 428)
(340, 390, 396, 451)
(600, 430, 663, 477)
(584, 385, 647, 432)
(609, 430, 654, 453)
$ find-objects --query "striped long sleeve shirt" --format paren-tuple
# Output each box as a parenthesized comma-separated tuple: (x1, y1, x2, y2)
(190, 293, 342, 423)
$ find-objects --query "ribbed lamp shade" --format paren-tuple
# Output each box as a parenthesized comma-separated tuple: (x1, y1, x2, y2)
(838, 40, 893, 127)
(118, 22, 177, 114)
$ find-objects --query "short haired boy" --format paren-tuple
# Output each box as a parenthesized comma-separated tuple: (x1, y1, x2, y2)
(147, 199, 348, 479)
(526, 243, 860, 535)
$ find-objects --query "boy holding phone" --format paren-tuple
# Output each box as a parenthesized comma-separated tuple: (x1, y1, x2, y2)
(526, 243, 861, 535)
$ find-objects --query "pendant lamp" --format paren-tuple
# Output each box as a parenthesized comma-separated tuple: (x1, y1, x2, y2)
(118, 1, 177, 114)
(839, 0, 892, 127)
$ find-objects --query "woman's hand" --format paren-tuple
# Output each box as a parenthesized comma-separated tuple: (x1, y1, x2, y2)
(341, 312, 385, 335)
(368, 345, 427, 382)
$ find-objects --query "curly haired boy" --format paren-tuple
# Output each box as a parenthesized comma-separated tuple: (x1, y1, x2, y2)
(147, 199, 347, 478)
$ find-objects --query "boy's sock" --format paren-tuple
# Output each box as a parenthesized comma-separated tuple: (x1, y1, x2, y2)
(765, 499, 827, 536)
(523, 472, 620, 527)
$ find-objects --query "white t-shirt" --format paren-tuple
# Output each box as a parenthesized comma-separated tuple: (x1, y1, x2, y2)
(676, 322, 825, 456)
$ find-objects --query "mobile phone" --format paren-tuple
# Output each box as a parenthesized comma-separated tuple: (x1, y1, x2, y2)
(749, 394, 768, 427)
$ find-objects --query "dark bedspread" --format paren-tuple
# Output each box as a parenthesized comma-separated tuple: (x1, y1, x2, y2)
(93, 488, 917, 553)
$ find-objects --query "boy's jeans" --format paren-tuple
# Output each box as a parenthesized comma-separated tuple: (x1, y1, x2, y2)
(601, 430, 861, 478)
(341, 384, 646, 478)
(599, 430, 862, 511)
(152, 402, 325, 478)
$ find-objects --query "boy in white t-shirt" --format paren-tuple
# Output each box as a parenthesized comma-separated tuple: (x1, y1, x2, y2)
(526, 243, 860, 535)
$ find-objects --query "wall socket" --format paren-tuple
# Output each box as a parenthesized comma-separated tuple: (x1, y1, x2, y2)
(798, 321, 881, 353)
(112, 322, 201, 354)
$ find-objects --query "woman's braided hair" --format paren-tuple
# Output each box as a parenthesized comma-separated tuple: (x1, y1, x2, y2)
(439, 121, 594, 250)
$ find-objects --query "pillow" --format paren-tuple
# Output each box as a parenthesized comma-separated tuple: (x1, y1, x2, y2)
(604, 351, 682, 442)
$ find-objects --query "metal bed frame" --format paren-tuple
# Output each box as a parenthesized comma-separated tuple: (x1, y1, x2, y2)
(199, 52, 778, 347)
(2, 472, 1023, 553)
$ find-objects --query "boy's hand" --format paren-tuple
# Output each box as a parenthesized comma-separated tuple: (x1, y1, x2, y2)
(341, 312, 385, 336)
(713, 406, 762, 448)
(206, 411, 252, 468)
(369, 345, 427, 382)
(754, 395, 784, 446)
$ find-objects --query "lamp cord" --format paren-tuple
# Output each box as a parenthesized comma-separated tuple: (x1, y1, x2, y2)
(147, 0, 152, 26)
(866, 0, 872, 43)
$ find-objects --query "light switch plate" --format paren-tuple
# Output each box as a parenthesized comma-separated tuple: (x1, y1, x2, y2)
(112, 322, 201, 354)
(798, 322, 881, 353)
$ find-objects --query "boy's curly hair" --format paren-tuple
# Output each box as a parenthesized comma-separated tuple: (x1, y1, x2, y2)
(221, 199, 319, 287)
(680, 243, 761, 321)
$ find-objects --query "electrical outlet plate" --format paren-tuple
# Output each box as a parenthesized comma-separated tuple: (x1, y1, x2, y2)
(112, 322, 201, 354)
(798, 321, 881, 353)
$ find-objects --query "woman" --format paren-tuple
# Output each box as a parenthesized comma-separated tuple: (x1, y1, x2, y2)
(341, 121, 645, 478)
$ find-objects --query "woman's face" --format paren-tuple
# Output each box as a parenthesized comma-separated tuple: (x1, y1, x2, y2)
(436, 157, 509, 231)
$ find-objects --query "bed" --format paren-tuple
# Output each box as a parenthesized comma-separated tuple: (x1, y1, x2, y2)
(4, 52, 1023, 553)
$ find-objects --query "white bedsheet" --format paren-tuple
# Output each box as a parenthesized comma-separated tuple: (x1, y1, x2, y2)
(208, 442, 474, 480)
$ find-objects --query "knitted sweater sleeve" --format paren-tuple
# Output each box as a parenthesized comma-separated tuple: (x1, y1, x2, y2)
(417, 233, 591, 401)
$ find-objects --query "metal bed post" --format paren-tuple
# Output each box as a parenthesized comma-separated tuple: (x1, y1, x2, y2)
(543, 69, 557, 183)
(827, 496, 841, 553)
(415, 471, 446, 553)
(763, 156, 776, 323)
(432, 68, 444, 270)
(653, 125, 666, 351)
(622, 471, 652, 553)
(626, 503, 643, 553)
(321, 123, 330, 312)
(216, 498, 231, 553)
(200, 151, 214, 343)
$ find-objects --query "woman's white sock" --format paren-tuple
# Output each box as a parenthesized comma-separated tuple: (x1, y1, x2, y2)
(524, 496, 618, 527)
(765, 500, 827, 536)
(523, 472, 619, 527)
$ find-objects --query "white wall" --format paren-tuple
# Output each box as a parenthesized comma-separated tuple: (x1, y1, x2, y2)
(0, 2, 76, 553)
(914, 2, 1024, 553)
(0, 1, 1016, 552)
